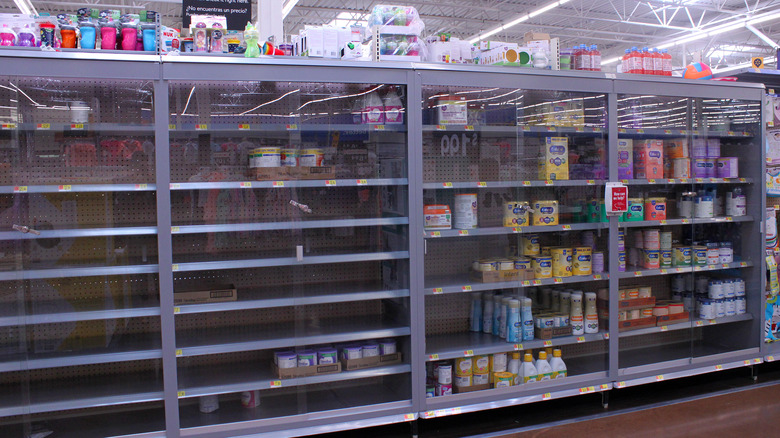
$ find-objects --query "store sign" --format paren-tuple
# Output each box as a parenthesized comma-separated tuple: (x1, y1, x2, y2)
(182, 0, 251, 30)
(752, 57, 764, 69)
(605, 182, 628, 215)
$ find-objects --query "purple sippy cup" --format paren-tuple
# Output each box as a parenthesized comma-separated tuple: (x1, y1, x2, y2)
(17, 25, 35, 47)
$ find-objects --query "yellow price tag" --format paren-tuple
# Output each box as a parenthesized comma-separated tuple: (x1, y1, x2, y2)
(169, 124, 176, 130)
(173, 307, 180, 314)
(544, 180, 554, 186)
(618, 128, 627, 133)
(768, 355, 776, 362)
(464, 125, 474, 131)
(740, 262, 748, 267)
(238, 124, 250, 130)
(754, 358, 762, 364)
(463, 349, 474, 357)
(635, 271, 643, 277)
(577, 336, 585, 343)
(620, 179, 629, 184)
(0, 123, 15, 129)
(586, 180, 595, 185)
(441, 182, 453, 188)
(172, 264, 179, 271)
(739, 178, 747, 183)
(600, 384, 610, 390)
(522, 181, 532, 187)
(561, 225, 571, 230)
(13, 186, 27, 193)
(458, 230, 469, 236)
(636, 129, 645, 134)
(522, 281, 531, 286)
(648, 179, 656, 184)
(195, 124, 208, 130)
(58, 184, 71, 192)
(532, 280, 542, 286)
(575, 127, 584, 132)
(715, 365, 723, 371)
(170, 183, 181, 189)
(668, 179, 676, 183)
(430, 231, 441, 238)
(423, 411, 435, 419)
(522, 126, 531, 131)
(325, 180, 337, 187)
(171, 226, 180, 233)
(695, 320, 704, 327)
(543, 340, 553, 347)
(135, 184, 148, 190)
(404, 414, 415, 421)
(271, 380, 282, 388)
(603, 333, 610, 339)
(664, 129, 672, 134)
(373, 124, 386, 131)
(432, 288, 443, 294)
(239, 182, 252, 188)
(660, 325, 668, 331)
(656, 375, 664, 381)
(542, 393, 552, 400)
(428, 354, 439, 360)
(593, 274, 602, 280)
(178, 391, 186, 397)
(660, 269, 668, 274)
(682, 219, 691, 224)
(175, 349, 183, 356)
(356, 179, 368, 185)
(659, 220, 667, 225)
(37, 123, 50, 130)
(436, 125, 446, 131)
(70, 123, 84, 129)
(286, 124, 298, 130)
(477, 182, 487, 187)
(462, 285, 472, 291)
(272, 181, 285, 187)
(695, 178, 704, 183)
(554, 278, 563, 284)
(744, 360, 751, 366)
(579, 387, 590, 394)
(513, 344, 523, 350)
(435, 410, 446, 417)
(617, 381, 626, 388)
(709, 319, 717, 324)
(546, 126, 556, 132)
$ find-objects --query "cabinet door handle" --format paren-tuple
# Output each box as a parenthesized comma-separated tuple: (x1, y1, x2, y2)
(296, 245, 304, 261)
(12, 224, 41, 235)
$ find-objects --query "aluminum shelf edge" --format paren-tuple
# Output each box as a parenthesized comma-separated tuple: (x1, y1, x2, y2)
(423, 180, 605, 189)
(424, 223, 608, 238)
(426, 273, 608, 295)
(169, 178, 408, 190)
(618, 313, 753, 338)
(171, 217, 408, 235)
(617, 261, 752, 279)
(172, 251, 409, 272)
(0, 348, 162, 373)
(613, 356, 764, 389)
(0, 264, 160, 281)
(0, 184, 156, 194)
(0, 226, 158, 241)
(425, 331, 609, 360)
(0, 306, 161, 328)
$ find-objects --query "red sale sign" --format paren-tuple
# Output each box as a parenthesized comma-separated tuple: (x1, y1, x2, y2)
(605, 182, 628, 215)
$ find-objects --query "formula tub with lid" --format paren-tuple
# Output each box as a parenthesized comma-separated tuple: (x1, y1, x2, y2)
(532, 200, 559, 226)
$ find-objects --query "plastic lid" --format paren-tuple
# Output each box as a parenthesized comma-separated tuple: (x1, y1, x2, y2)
(508, 299, 520, 308)
(80, 22, 96, 28)
(553, 349, 562, 357)
(631, 46, 638, 50)
(512, 352, 521, 359)
(40, 22, 56, 29)
(538, 351, 547, 360)
(591, 45, 597, 49)
(625, 49, 630, 54)
(524, 353, 533, 362)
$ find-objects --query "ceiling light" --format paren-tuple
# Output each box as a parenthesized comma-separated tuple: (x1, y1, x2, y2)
(468, 0, 568, 44)
(712, 56, 776, 73)
(282, 0, 299, 19)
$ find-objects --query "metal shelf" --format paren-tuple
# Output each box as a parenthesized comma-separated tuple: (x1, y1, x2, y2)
(172, 251, 408, 273)
(0, 264, 159, 281)
(175, 316, 410, 357)
(0, 306, 160, 328)
(169, 178, 408, 190)
(421, 125, 606, 135)
(169, 123, 406, 133)
(425, 273, 608, 295)
(0, 371, 164, 417)
(0, 345, 162, 373)
(178, 362, 411, 398)
(174, 284, 409, 315)
(615, 355, 764, 389)
(423, 180, 605, 189)
(171, 217, 407, 235)
(623, 177, 752, 185)
(0, 183, 155, 194)
(425, 331, 608, 361)
(618, 313, 753, 338)
(617, 261, 752, 279)
(6, 122, 155, 133)
(619, 216, 753, 228)
(424, 223, 607, 239)
(0, 226, 158, 241)
(617, 128, 754, 138)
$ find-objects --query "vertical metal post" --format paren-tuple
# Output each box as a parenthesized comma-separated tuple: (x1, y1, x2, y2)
(154, 75, 181, 437)
(407, 70, 426, 415)
(607, 89, 620, 381)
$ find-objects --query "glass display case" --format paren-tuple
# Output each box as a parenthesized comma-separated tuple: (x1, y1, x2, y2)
(0, 59, 165, 437)
(164, 64, 413, 434)
(417, 71, 613, 412)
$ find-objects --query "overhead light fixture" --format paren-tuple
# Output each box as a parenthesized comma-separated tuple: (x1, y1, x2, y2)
(13, 0, 37, 16)
(746, 24, 780, 49)
(282, 0, 299, 19)
(468, 0, 571, 44)
(712, 56, 776, 73)
(603, 8, 780, 64)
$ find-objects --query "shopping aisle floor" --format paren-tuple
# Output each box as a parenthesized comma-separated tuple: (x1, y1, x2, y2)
(316, 361, 780, 438)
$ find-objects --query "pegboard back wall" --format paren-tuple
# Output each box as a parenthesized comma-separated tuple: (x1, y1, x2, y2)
(175, 301, 383, 331)
(0, 275, 159, 309)
(172, 225, 406, 262)
(0, 359, 162, 385)
(15, 235, 158, 266)
(425, 229, 609, 278)
(13, 78, 154, 125)
(173, 260, 406, 291)
(170, 186, 406, 226)
(169, 82, 406, 126)
(5, 192, 159, 228)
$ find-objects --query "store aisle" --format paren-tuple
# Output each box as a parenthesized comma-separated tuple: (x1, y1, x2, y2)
(484, 383, 780, 438)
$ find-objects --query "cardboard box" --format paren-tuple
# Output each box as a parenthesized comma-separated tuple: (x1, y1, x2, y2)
(434, 94, 468, 125)
(524, 32, 550, 42)
(634, 139, 664, 179)
(665, 138, 689, 159)
(323, 27, 340, 58)
(597, 297, 656, 311)
(341, 352, 403, 371)
(610, 316, 657, 332)
(306, 27, 324, 57)
(656, 311, 690, 326)
(470, 269, 535, 283)
(174, 286, 237, 305)
(535, 325, 573, 339)
(539, 137, 569, 180)
(454, 383, 491, 393)
(274, 362, 342, 379)
(618, 139, 633, 180)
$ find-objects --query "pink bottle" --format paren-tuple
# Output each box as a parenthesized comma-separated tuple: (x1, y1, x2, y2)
(121, 23, 137, 50)
(0, 24, 16, 47)
(101, 24, 116, 50)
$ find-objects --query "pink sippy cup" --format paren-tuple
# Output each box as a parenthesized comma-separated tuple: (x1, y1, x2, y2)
(121, 23, 137, 50)
(0, 24, 16, 47)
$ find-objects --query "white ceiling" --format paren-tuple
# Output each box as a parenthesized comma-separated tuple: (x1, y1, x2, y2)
(2, 0, 779, 71)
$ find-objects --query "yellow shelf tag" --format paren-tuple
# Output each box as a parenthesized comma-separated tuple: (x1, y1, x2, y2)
(436, 125, 446, 131)
(586, 180, 595, 185)
(522, 181, 532, 187)
(660, 325, 668, 331)
(553, 278, 563, 284)
(173, 307, 180, 314)
(561, 225, 571, 230)
(648, 179, 656, 184)
(373, 124, 385, 131)
(13, 186, 27, 193)
(272, 181, 285, 187)
(464, 125, 474, 131)
(70, 123, 84, 129)
(593, 274, 602, 280)
(715, 365, 723, 371)
(542, 393, 552, 400)
(177, 391, 186, 397)
(443, 180, 455, 187)
(356, 179, 368, 185)
(544, 180, 554, 186)
(404, 414, 415, 421)
(172, 264, 179, 271)
(37, 123, 50, 130)
(477, 182, 487, 187)
(543, 340, 553, 347)
(432, 288, 443, 294)
(577, 336, 585, 343)
(532, 280, 542, 286)
(238, 124, 250, 130)
(461, 285, 472, 291)
(135, 184, 148, 190)
(656, 375, 664, 381)
(286, 124, 298, 130)
(695, 320, 704, 327)
(635, 271, 643, 277)
(325, 180, 337, 187)
(430, 231, 441, 238)
(514, 343, 523, 350)
(171, 226, 180, 233)
(239, 182, 252, 188)
(195, 124, 208, 130)
(617, 381, 626, 388)
(463, 350, 474, 357)
(58, 184, 71, 192)
(458, 230, 469, 236)
(428, 354, 439, 360)
(169, 124, 176, 130)
(271, 380, 282, 388)
(170, 183, 181, 189)
(175, 349, 183, 356)
(522, 281, 531, 286)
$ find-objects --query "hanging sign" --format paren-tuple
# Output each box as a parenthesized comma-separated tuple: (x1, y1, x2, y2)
(182, 0, 251, 29)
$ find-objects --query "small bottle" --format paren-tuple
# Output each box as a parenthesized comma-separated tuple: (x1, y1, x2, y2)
(469, 292, 482, 332)
(499, 296, 512, 339)
(590, 45, 601, 71)
(570, 292, 584, 335)
(662, 49, 672, 76)
(584, 292, 599, 334)
(630, 46, 642, 74)
(535, 350, 553, 381)
(520, 353, 538, 383)
(652, 48, 663, 75)
(579, 44, 591, 71)
(560, 291, 571, 316)
(363, 90, 385, 124)
(492, 294, 503, 337)
(642, 47, 653, 75)
(572, 45, 582, 71)
(620, 49, 630, 74)
(507, 352, 521, 385)
(549, 349, 567, 379)
(482, 292, 494, 334)
(521, 297, 535, 341)
(506, 299, 521, 343)
(383, 86, 404, 124)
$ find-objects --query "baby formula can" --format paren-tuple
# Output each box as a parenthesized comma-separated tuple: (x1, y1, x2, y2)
(717, 157, 738, 178)
(513, 257, 532, 271)
(706, 243, 720, 265)
(551, 248, 573, 277)
(644, 229, 660, 250)
(493, 371, 514, 388)
(660, 249, 672, 268)
(435, 383, 453, 396)
(660, 231, 673, 250)
(299, 148, 324, 167)
(473, 355, 490, 374)
(454, 194, 478, 229)
(673, 246, 692, 266)
(695, 196, 714, 218)
(199, 395, 219, 414)
(275, 351, 298, 369)
(673, 158, 690, 178)
(618, 230, 625, 251)
(592, 252, 605, 273)
(679, 194, 694, 218)
(533, 256, 553, 278)
(379, 339, 397, 355)
(297, 350, 317, 366)
(726, 192, 746, 217)
(241, 390, 261, 408)
(281, 148, 298, 167)
(342, 345, 363, 360)
(708, 281, 725, 299)
(255, 147, 281, 167)
(643, 250, 660, 269)
(504, 202, 530, 227)
(619, 251, 626, 271)
(454, 375, 472, 387)
(438, 365, 453, 384)
(625, 198, 645, 221)
(455, 357, 474, 376)
(644, 198, 667, 220)
(572, 247, 592, 275)
(317, 348, 338, 364)
(522, 234, 541, 256)
(693, 246, 708, 266)
(362, 343, 380, 357)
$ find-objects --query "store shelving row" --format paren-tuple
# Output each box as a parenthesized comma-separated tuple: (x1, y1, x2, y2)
(617, 261, 751, 279)
(168, 123, 407, 133)
(618, 216, 753, 228)
(0, 307, 161, 328)
(0, 345, 162, 373)
(423, 178, 753, 190)
(424, 223, 607, 238)
(618, 313, 753, 338)
(425, 273, 609, 295)
(171, 251, 409, 273)
(425, 331, 608, 361)
(169, 178, 408, 190)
